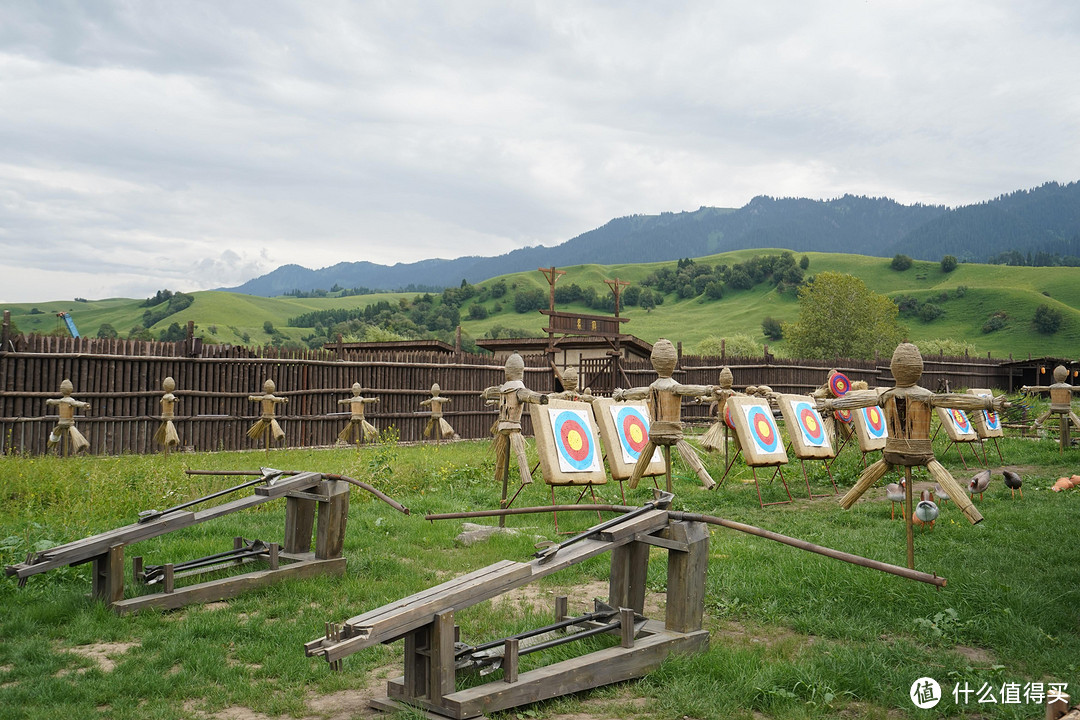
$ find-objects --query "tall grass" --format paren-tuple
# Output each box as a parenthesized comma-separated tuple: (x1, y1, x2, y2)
(0, 427, 1078, 719)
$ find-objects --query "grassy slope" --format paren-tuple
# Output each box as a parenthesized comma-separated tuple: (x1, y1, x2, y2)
(3, 250, 1079, 357)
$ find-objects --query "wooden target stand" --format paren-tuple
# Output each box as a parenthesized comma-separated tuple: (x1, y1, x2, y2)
(531, 399, 609, 532)
(969, 389, 1005, 463)
(718, 397, 793, 507)
(591, 398, 667, 503)
(5, 470, 360, 614)
(776, 394, 838, 498)
(932, 407, 985, 470)
(306, 498, 709, 720)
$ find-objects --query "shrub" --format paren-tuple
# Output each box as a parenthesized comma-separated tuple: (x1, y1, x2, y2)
(915, 338, 977, 356)
(941, 255, 958, 273)
(761, 316, 783, 340)
(918, 303, 944, 322)
(1033, 304, 1063, 334)
(696, 333, 763, 358)
(799, 255, 810, 270)
(891, 254, 913, 271)
(513, 288, 546, 314)
(982, 312, 1007, 333)
(467, 303, 488, 320)
(955, 285, 967, 298)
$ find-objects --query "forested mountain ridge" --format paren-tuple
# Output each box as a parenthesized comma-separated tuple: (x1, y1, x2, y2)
(223, 181, 1080, 296)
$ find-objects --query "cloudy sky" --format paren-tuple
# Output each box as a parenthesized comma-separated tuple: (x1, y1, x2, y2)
(2, 1, 1078, 302)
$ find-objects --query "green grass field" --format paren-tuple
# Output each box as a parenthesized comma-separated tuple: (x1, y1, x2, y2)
(1, 420, 1078, 719)
(4, 250, 1080, 356)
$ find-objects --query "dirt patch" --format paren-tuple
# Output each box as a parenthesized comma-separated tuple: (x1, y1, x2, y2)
(713, 620, 816, 654)
(0, 665, 12, 673)
(954, 645, 995, 665)
(59, 641, 138, 673)
(301, 661, 399, 720)
(202, 602, 231, 612)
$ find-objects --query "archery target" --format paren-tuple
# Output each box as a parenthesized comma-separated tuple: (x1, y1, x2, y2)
(861, 406, 887, 439)
(834, 408, 853, 424)
(777, 394, 835, 459)
(828, 372, 850, 397)
(531, 399, 607, 486)
(935, 406, 977, 442)
(969, 389, 1004, 437)
(727, 396, 788, 466)
(590, 398, 665, 481)
(724, 405, 735, 428)
(550, 408, 600, 472)
(609, 404, 660, 465)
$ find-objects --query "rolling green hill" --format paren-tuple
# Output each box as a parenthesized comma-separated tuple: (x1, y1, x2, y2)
(4, 250, 1079, 359)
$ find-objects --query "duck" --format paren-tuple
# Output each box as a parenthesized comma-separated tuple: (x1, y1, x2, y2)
(1002, 470, 1023, 499)
(885, 481, 905, 520)
(913, 490, 939, 532)
(933, 483, 950, 505)
(968, 469, 991, 500)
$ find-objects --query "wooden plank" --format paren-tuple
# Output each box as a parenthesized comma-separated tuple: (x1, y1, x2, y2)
(111, 557, 346, 614)
(430, 610, 456, 700)
(413, 629, 710, 719)
(91, 544, 125, 605)
(315, 480, 349, 560)
(608, 541, 648, 614)
(598, 509, 668, 544)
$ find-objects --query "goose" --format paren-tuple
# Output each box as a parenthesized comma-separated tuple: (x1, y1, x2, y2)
(913, 490, 939, 532)
(885, 482, 905, 520)
(1002, 470, 1023, 499)
(933, 483, 950, 505)
(968, 469, 991, 500)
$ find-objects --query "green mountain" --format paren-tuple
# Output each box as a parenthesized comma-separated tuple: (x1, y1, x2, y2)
(6, 250, 1079, 360)
(223, 181, 1080, 296)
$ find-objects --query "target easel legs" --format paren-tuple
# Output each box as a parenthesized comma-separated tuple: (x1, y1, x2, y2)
(754, 466, 793, 508)
(799, 459, 838, 499)
(550, 484, 603, 534)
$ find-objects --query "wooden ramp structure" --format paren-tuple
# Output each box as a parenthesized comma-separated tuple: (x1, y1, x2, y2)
(6, 468, 407, 614)
(305, 495, 710, 719)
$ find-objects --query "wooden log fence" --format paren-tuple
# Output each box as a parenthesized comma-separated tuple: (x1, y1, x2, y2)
(0, 332, 1018, 456)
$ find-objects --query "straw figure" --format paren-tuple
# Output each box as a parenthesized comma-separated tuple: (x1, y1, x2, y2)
(337, 382, 379, 445)
(153, 376, 180, 454)
(480, 354, 548, 512)
(46, 379, 91, 455)
(1022, 365, 1080, 453)
(613, 338, 717, 490)
(701, 367, 737, 453)
(824, 343, 1008, 534)
(247, 379, 288, 450)
(547, 367, 594, 402)
(421, 383, 457, 442)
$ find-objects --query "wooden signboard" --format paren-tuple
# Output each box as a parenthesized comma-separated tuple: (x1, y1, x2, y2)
(726, 396, 788, 467)
(936, 406, 978, 443)
(776, 394, 835, 460)
(968, 388, 1004, 438)
(590, 397, 664, 481)
(852, 404, 889, 452)
(532, 399, 607, 486)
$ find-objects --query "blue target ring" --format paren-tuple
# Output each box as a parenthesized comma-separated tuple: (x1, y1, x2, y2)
(863, 406, 887, 438)
(794, 401, 825, 445)
(747, 407, 779, 453)
(553, 410, 596, 471)
(614, 406, 650, 460)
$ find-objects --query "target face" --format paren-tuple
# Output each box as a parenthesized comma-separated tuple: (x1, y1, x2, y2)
(724, 405, 735, 429)
(948, 408, 972, 434)
(835, 408, 853, 424)
(974, 392, 1000, 430)
(829, 372, 850, 397)
(743, 405, 780, 453)
(549, 408, 600, 473)
(793, 400, 827, 447)
(861, 406, 887, 439)
(609, 405, 653, 464)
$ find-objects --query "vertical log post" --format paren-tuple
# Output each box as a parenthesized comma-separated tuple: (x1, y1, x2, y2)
(315, 478, 349, 560)
(91, 544, 125, 606)
(665, 521, 710, 633)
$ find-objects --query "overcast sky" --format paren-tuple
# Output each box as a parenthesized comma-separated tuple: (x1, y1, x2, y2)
(2, 1, 1079, 303)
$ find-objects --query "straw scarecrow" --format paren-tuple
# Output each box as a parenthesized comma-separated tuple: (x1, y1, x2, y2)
(1022, 365, 1080, 452)
(247, 379, 288, 449)
(824, 343, 1007, 530)
(421, 383, 457, 442)
(337, 382, 379, 444)
(153, 376, 180, 453)
(614, 338, 717, 490)
(46, 379, 91, 455)
(701, 366, 737, 452)
(547, 366, 595, 402)
(481, 354, 548, 509)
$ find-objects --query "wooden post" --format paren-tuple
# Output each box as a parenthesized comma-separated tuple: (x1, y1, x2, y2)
(609, 541, 649, 614)
(664, 521, 710, 633)
(554, 595, 568, 622)
(284, 495, 317, 554)
(503, 638, 519, 684)
(430, 610, 456, 700)
(905, 467, 915, 570)
(1046, 693, 1071, 720)
(91, 544, 124, 605)
(619, 607, 635, 648)
(315, 479, 349, 560)
(163, 563, 175, 594)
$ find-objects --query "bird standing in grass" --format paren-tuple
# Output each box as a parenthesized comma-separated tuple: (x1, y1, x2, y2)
(913, 490, 939, 532)
(933, 483, 950, 505)
(1002, 470, 1023, 499)
(885, 481, 905, 520)
(968, 469, 991, 500)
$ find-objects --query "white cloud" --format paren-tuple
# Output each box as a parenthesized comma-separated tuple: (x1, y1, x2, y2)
(0, 0, 1078, 301)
